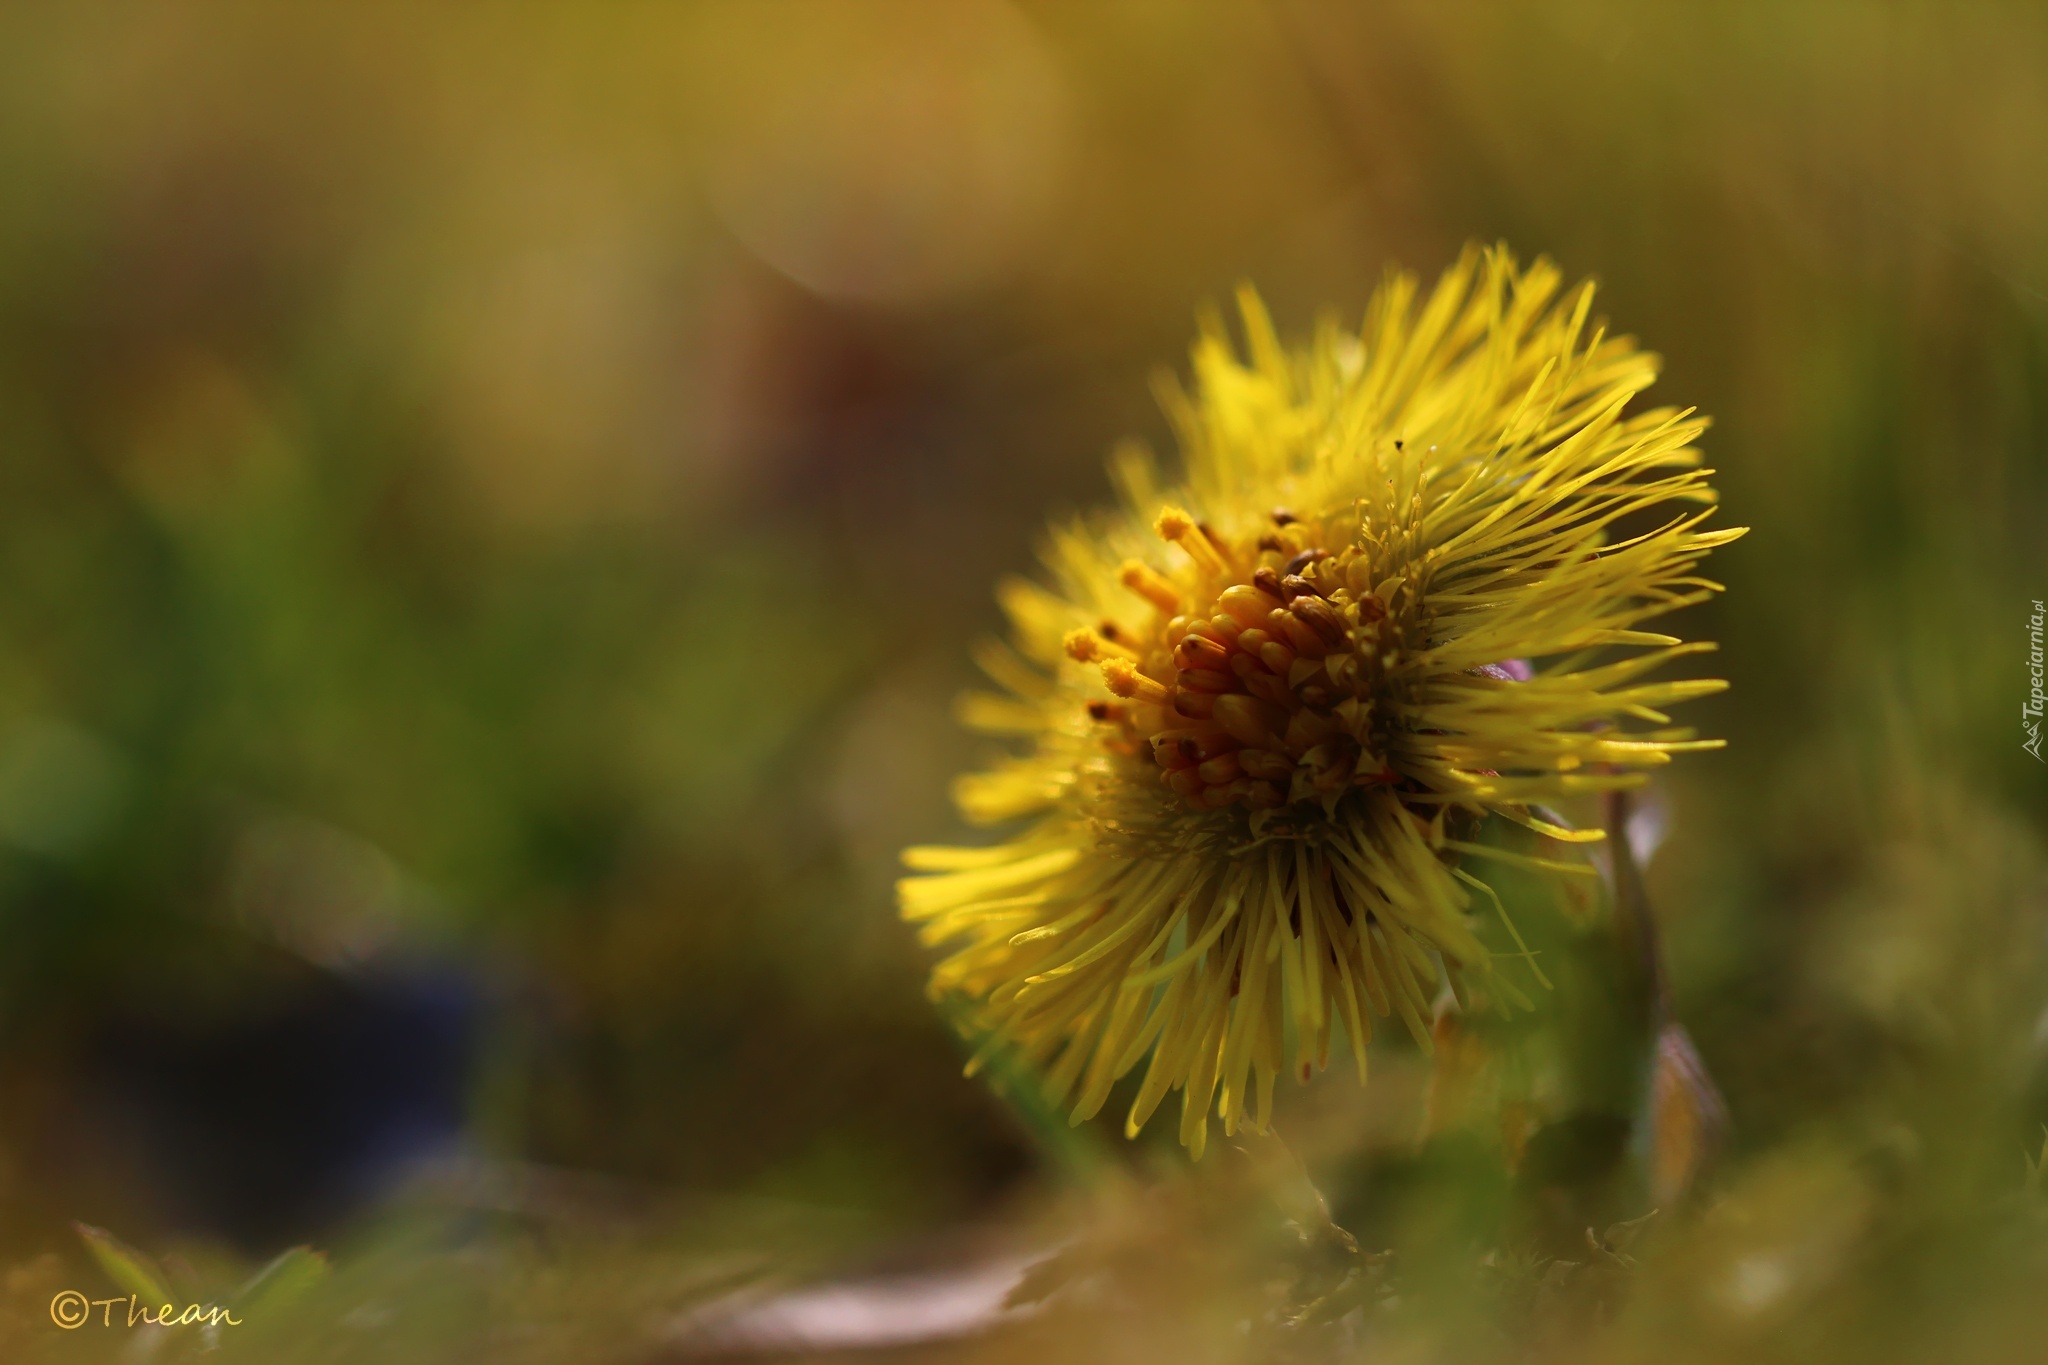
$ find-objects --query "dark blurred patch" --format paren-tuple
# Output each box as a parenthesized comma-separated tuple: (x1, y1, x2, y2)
(60, 944, 475, 1251)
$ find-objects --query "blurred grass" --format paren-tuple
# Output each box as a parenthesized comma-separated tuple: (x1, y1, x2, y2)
(0, 1, 2041, 1360)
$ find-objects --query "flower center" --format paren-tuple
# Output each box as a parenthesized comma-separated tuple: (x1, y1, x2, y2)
(1074, 508, 1405, 814)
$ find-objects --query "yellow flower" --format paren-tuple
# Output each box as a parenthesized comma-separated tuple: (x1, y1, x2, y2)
(899, 246, 1744, 1157)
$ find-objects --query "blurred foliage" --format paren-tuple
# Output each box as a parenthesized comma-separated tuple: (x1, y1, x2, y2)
(0, 0, 2042, 1360)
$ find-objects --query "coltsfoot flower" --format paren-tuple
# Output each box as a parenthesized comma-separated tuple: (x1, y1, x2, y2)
(900, 247, 1744, 1156)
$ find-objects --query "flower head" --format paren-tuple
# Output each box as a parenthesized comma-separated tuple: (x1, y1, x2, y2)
(900, 247, 1743, 1156)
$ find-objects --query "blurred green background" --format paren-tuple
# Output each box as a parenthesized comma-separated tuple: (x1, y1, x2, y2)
(0, 2, 2042, 1360)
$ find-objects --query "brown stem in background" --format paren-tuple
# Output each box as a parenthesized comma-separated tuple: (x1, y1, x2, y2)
(1603, 787, 1729, 1209)
(1602, 788, 1669, 1035)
